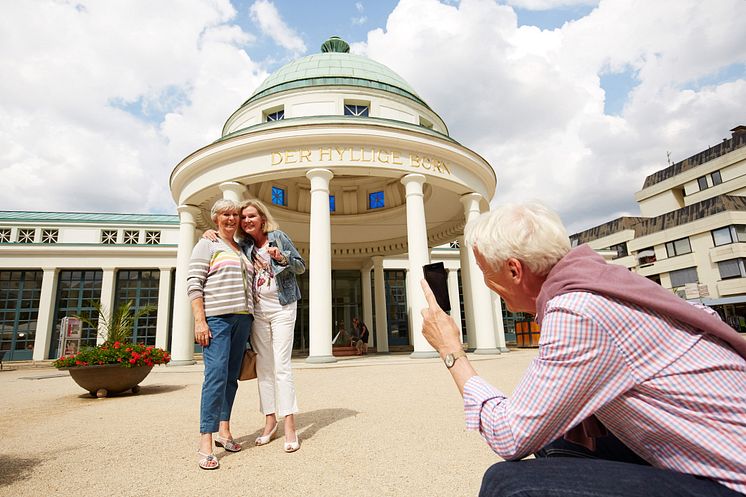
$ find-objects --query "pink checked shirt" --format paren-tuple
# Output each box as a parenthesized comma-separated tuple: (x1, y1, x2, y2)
(464, 292, 746, 494)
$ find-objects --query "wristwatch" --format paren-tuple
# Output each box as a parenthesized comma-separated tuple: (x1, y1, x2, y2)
(443, 350, 467, 369)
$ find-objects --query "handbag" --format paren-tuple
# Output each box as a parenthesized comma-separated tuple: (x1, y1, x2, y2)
(239, 348, 257, 381)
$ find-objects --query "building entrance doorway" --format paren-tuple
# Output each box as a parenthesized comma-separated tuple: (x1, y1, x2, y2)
(384, 270, 409, 346)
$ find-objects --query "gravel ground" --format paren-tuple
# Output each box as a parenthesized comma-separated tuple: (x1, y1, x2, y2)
(0, 349, 537, 497)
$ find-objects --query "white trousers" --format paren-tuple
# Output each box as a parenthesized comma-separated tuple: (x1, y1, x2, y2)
(251, 302, 298, 417)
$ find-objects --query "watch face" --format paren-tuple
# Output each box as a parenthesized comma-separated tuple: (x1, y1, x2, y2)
(445, 354, 455, 368)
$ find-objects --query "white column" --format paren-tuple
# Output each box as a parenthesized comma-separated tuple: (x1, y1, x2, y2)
(219, 181, 246, 202)
(401, 174, 437, 358)
(170, 205, 200, 365)
(372, 256, 389, 353)
(155, 267, 173, 350)
(492, 293, 510, 353)
(97, 267, 117, 344)
(447, 268, 464, 343)
(361, 264, 373, 348)
(461, 193, 499, 355)
(33, 267, 59, 361)
(459, 236, 476, 350)
(305, 169, 336, 363)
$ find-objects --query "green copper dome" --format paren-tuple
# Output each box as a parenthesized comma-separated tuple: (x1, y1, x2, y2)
(243, 36, 428, 108)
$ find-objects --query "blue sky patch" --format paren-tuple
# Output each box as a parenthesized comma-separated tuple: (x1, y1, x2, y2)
(600, 68, 638, 115)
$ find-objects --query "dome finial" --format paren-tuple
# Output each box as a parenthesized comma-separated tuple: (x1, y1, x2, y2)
(321, 36, 350, 54)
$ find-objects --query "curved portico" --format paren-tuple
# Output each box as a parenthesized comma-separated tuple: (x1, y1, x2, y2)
(169, 37, 498, 363)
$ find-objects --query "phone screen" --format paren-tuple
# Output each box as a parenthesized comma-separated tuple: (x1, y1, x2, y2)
(268, 241, 277, 248)
(423, 262, 451, 312)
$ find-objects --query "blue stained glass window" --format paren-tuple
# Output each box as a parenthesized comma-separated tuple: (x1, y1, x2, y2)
(271, 186, 286, 206)
(369, 191, 384, 209)
(329, 195, 336, 212)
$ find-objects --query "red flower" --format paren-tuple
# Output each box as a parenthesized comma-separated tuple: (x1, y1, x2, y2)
(114, 341, 121, 349)
(117, 357, 123, 362)
(131, 352, 141, 360)
(129, 358, 136, 364)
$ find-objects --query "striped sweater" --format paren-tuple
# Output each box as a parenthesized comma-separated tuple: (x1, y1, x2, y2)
(187, 238, 254, 317)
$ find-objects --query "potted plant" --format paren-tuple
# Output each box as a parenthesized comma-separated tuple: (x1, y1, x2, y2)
(53, 300, 170, 397)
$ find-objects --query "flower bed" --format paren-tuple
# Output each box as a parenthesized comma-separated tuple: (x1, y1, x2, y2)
(53, 341, 171, 369)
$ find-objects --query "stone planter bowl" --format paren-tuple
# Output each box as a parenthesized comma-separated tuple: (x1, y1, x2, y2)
(63, 364, 154, 398)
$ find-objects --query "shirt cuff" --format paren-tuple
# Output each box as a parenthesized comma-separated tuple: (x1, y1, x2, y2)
(463, 376, 506, 431)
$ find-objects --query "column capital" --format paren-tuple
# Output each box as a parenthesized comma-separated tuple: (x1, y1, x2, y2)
(159, 266, 174, 272)
(177, 205, 200, 224)
(400, 173, 426, 187)
(460, 192, 483, 207)
(306, 168, 333, 183)
(219, 182, 246, 201)
(371, 255, 384, 265)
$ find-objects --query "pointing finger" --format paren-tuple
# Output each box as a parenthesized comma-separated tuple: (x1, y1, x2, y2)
(420, 279, 441, 310)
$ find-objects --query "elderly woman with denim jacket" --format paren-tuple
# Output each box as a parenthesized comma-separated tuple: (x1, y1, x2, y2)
(205, 198, 305, 452)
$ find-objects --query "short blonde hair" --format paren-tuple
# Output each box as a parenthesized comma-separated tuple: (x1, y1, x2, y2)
(464, 201, 571, 277)
(210, 199, 239, 223)
(239, 198, 279, 233)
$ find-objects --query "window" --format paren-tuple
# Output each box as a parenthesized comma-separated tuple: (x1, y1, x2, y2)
(271, 186, 286, 206)
(669, 267, 698, 288)
(449, 240, 460, 249)
(637, 247, 656, 265)
(101, 230, 117, 244)
(123, 230, 139, 244)
(144, 230, 161, 245)
(41, 229, 58, 244)
(329, 195, 336, 213)
(665, 237, 691, 257)
(52, 270, 103, 354)
(570, 238, 579, 248)
(344, 104, 369, 117)
(265, 109, 284, 121)
(697, 176, 708, 191)
(17, 228, 35, 243)
(712, 225, 746, 246)
(115, 270, 160, 345)
(711, 170, 722, 185)
(0, 270, 43, 360)
(608, 242, 628, 259)
(368, 191, 384, 209)
(0, 228, 10, 243)
(419, 116, 434, 129)
(718, 259, 745, 280)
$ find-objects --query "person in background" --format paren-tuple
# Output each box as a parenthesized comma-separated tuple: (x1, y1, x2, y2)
(351, 316, 369, 355)
(420, 201, 746, 497)
(206, 198, 305, 453)
(188, 199, 254, 470)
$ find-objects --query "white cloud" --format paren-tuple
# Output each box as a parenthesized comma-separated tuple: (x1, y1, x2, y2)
(361, 0, 746, 232)
(352, 16, 368, 25)
(0, 0, 268, 213)
(506, 0, 599, 9)
(356, 1, 365, 12)
(249, 0, 307, 54)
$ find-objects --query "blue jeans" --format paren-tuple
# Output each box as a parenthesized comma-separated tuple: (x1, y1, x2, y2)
(199, 314, 252, 434)
(480, 434, 744, 497)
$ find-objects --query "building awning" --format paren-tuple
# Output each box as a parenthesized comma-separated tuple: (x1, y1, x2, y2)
(701, 296, 746, 306)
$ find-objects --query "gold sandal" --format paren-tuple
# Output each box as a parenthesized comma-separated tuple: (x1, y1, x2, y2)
(215, 436, 242, 452)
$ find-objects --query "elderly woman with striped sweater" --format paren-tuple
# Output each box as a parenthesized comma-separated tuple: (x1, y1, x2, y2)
(187, 199, 254, 470)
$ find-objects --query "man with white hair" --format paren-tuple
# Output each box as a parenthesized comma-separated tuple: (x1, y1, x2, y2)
(420, 201, 746, 497)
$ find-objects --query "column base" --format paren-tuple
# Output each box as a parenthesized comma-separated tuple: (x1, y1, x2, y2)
(499, 347, 511, 353)
(474, 348, 501, 355)
(167, 360, 197, 366)
(409, 351, 439, 359)
(305, 355, 337, 364)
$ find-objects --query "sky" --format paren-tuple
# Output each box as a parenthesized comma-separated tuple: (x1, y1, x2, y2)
(1, 0, 745, 234)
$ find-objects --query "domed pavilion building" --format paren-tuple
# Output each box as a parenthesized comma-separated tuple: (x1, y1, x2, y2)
(169, 37, 502, 364)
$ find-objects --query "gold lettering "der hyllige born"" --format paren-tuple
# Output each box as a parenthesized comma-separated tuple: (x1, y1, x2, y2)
(270, 146, 451, 175)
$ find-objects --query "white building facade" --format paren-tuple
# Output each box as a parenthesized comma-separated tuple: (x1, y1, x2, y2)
(572, 126, 746, 331)
(0, 37, 510, 363)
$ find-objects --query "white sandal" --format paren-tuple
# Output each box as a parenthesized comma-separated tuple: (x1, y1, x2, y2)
(255, 423, 278, 446)
(197, 450, 219, 470)
(284, 437, 300, 453)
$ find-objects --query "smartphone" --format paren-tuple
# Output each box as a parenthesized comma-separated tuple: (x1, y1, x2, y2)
(423, 262, 451, 312)
(268, 241, 277, 248)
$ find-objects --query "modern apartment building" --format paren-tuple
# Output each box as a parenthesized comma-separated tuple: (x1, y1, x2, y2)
(571, 125, 746, 331)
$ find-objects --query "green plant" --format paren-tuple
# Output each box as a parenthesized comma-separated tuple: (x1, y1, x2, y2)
(53, 300, 170, 369)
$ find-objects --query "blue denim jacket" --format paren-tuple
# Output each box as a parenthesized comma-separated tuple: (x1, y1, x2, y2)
(240, 229, 305, 306)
